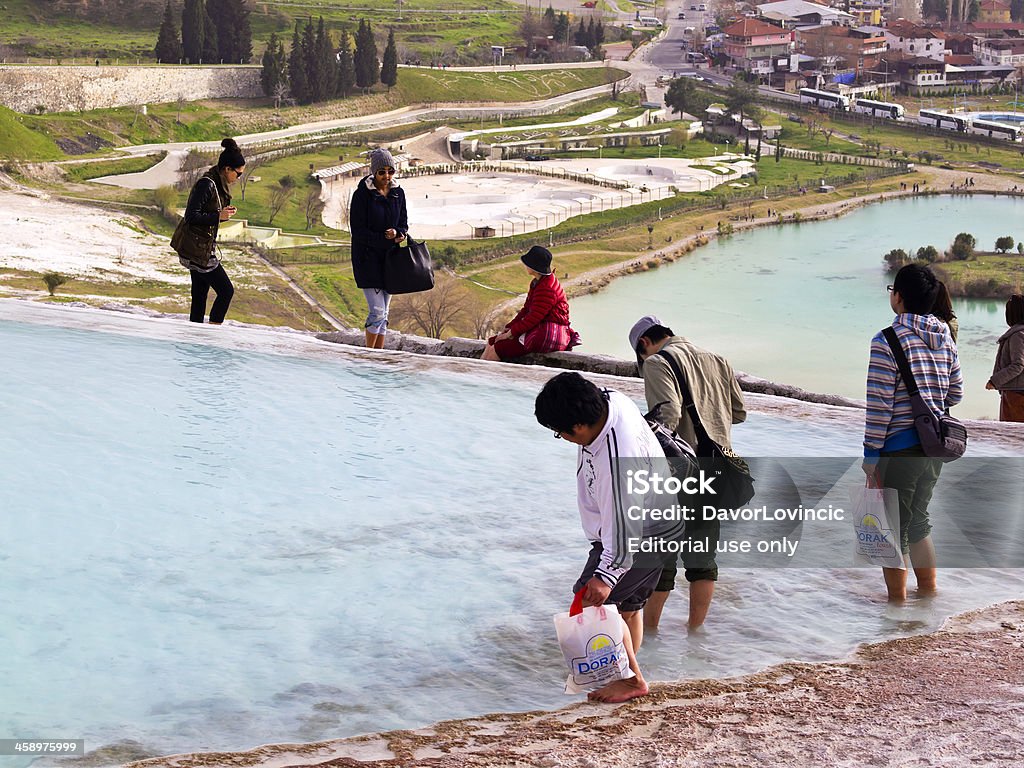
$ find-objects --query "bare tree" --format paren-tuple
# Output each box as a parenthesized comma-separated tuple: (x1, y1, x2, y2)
(805, 114, 821, 138)
(519, 8, 544, 55)
(466, 295, 506, 339)
(267, 182, 295, 225)
(175, 94, 186, 124)
(390, 273, 466, 338)
(238, 154, 262, 201)
(178, 149, 215, 191)
(304, 184, 325, 230)
(272, 80, 289, 110)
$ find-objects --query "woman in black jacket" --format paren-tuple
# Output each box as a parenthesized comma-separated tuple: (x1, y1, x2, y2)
(350, 147, 407, 348)
(181, 138, 244, 324)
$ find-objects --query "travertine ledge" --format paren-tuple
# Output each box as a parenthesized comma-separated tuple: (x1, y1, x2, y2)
(124, 601, 1024, 768)
(316, 329, 866, 409)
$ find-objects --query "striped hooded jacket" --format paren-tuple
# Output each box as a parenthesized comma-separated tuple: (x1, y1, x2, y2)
(864, 313, 963, 458)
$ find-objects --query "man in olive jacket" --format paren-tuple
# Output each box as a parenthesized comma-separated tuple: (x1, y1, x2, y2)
(628, 315, 747, 631)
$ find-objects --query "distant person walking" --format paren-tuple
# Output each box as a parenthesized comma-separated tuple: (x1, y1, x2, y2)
(986, 294, 1024, 422)
(863, 265, 962, 602)
(482, 245, 580, 362)
(180, 138, 243, 324)
(350, 148, 407, 349)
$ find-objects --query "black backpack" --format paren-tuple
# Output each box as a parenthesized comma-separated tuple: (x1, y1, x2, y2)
(645, 403, 700, 482)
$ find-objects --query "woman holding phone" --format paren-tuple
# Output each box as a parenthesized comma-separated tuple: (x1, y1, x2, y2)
(349, 147, 407, 348)
(180, 138, 244, 324)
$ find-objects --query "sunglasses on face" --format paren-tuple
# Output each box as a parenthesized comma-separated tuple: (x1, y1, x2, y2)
(375, 168, 395, 176)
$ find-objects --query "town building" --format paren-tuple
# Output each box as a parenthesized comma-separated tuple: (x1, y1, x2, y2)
(976, 37, 1024, 65)
(977, 0, 1012, 24)
(797, 25, 888, 77)
(883, 21, 947, 61)
(756, 0, 856, 28)
(723, 18, 795, 76)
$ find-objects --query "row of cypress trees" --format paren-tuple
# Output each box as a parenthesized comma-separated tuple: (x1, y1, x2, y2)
(154, 0, 252, 64)
(261, 19, 398, 105)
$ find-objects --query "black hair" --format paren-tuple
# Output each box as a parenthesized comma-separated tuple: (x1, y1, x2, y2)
(930, 281, 956, 322)
(534, 372, 608, 434)
(1007, 294, 1024, 327)
(217, 138, 245, 171)
(635, 323, 674, 357)
(892, 263, 939, 315)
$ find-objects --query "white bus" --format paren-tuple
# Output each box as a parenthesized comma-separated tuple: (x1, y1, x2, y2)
(853, 98, 905, 120)
(637, 16, 663, 27)
(918, 108, 969, 133)
(798, 88, 850, 111)
(968, 118, 1024, 142)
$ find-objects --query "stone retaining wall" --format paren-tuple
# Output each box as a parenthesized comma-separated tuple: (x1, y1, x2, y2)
(0, 65, 261, 114)
(316, 329, 865, 410)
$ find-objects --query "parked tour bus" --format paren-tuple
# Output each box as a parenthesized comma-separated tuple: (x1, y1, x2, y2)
(798, 88, 851, 111)
(852, 98, 905, 120)
(968, 118, 1024, 142)
(918, 109, 970, 133)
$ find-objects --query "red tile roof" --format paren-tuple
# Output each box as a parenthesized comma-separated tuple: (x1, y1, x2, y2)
(886, 20, 946, 39)
(724, 18, 789, 37)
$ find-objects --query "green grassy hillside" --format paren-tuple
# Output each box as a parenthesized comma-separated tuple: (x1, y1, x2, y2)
(0, 105, 62, 160)
(3, 0, 531, 63)
(0, 67, 625, 161)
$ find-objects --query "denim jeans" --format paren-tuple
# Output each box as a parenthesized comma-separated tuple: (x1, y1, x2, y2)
(363, 288, 392, 334)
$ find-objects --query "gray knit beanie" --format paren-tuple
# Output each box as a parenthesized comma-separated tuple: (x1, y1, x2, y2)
(369, 147, 395, 175)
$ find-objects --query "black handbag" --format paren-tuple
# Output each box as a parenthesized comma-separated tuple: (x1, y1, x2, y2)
(657, 350, 756, 509)
(383, 235, 434, 295)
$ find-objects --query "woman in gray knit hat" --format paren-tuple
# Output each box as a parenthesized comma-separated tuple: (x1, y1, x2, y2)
(349, 147, 408, 348)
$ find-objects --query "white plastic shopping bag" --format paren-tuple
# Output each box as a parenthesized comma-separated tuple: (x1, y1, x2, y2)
(849, 484, 905, 570)
(553, 594, 633, 694)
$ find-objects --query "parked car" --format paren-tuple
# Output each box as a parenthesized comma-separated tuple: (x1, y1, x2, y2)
(524, 154, 551, 161)
(581, 0, 597, 6)
(690, 4, 697, 9)
(677, 11, 686, 17)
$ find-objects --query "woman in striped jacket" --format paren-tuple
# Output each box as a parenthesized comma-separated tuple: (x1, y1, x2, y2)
(862, 264, 962, 602)
(482, 245, 581, 362)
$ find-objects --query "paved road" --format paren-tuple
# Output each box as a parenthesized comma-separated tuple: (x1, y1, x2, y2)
(116, 80, 625, 160)
(636, 2, 801, 106)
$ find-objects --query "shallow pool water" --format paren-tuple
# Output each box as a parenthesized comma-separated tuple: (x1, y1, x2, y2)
(2, 317, 1022, 765)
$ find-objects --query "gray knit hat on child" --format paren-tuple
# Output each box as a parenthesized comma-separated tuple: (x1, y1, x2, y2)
(369, 147, 395, 175)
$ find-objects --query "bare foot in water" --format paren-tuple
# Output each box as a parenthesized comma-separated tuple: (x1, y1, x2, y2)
(587, 677, 649, 703)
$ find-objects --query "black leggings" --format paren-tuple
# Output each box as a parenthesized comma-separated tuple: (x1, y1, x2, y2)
(189, 265, 234, 323)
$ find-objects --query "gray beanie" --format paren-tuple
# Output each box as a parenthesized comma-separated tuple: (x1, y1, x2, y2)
(369, 147, 395, 175)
